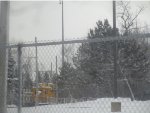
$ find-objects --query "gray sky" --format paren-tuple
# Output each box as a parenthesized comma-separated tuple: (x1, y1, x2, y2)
(9, 1, 150, 42)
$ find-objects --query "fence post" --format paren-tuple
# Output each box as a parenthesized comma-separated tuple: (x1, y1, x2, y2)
(0, 1, 9, 113)
(113, 1, 118, 98)
(18, 45, 22, 113)
(0, 45, 8, 113)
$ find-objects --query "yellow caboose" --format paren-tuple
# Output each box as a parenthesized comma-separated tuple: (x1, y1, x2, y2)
(32, 83, 55, 103)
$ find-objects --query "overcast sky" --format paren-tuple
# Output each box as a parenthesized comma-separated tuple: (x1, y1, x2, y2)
(9, 1, 150, 42)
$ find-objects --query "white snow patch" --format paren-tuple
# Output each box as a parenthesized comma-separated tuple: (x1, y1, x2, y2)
(7, 98, 150, 113)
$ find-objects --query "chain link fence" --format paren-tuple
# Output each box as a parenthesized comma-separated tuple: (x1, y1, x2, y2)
(3, 35, 150, 113)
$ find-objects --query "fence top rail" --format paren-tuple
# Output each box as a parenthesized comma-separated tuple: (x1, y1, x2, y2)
(0, 34, 150, 48)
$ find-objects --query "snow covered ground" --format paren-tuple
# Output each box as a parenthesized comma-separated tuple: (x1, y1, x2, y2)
(7, 98, 150, 113)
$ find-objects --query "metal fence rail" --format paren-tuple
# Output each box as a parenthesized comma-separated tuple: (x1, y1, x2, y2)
(0, 34, 149, 48)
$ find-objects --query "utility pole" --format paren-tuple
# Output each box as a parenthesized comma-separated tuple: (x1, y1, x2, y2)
(60, 0, 65, 68)
(51, 62, 53, 79)
(0, 1, 9, 113)
(113, 1, 118, 98)
(35, 37, 39, 106)
(55, 56, 58, 103)
(56, 56, 58, 75)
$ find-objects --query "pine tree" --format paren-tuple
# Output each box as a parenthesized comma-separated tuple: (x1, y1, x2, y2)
(73, 19, 115, 97)
(57, 62, 77, 98)
(7, 48, 18, 105)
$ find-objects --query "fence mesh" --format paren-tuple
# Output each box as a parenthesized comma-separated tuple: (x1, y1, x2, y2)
(4, 36, 150, 113)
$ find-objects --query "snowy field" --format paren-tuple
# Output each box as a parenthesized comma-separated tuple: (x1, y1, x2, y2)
(7, 98, 150, 113)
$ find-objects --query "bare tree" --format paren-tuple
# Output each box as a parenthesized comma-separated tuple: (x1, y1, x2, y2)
(22, 56, 34, 89)
(64, 44, 75, 64)
(117, 1, 144, 35)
